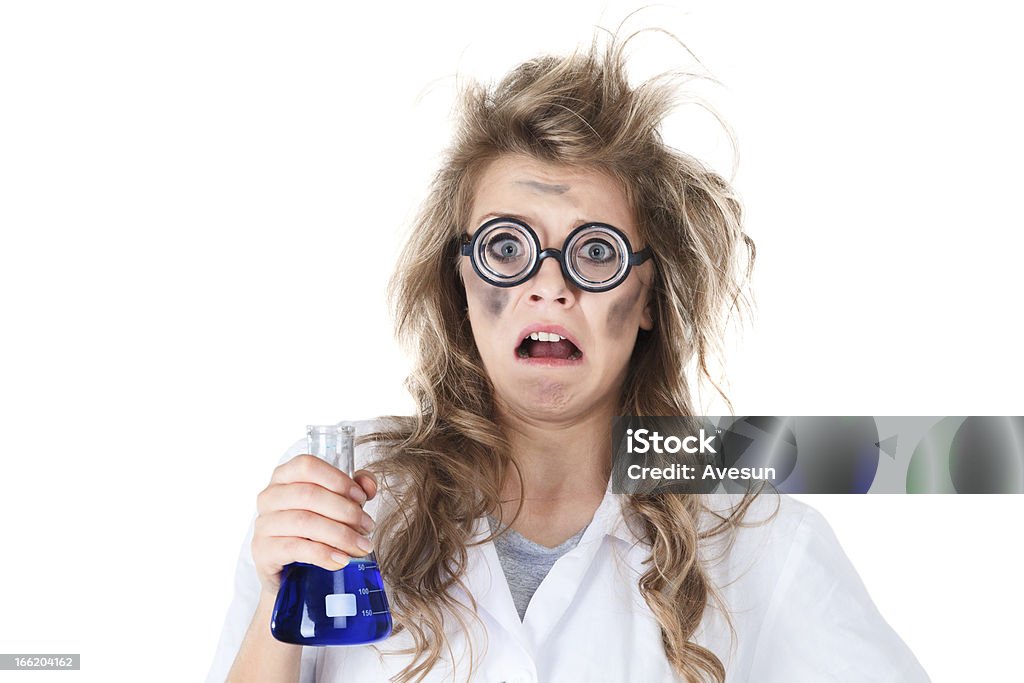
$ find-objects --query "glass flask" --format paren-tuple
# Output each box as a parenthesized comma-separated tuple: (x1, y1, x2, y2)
(270, 424, 393, 646)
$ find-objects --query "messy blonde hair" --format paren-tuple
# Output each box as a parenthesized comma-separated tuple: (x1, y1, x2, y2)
(365, 29, 757, 683)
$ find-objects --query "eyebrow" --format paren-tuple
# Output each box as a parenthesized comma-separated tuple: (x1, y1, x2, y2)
(515, 180, 570, 194)
(473, 212, 536, 227)
(469, 213, 629, 238)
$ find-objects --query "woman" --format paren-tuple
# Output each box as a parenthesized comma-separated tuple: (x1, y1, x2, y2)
(208, 35, 929, 682)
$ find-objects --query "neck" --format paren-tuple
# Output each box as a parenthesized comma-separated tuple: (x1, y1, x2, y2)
(494, 399, 616, 507)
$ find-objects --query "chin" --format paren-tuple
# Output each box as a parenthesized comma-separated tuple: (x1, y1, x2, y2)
(508, 379, 587, 419)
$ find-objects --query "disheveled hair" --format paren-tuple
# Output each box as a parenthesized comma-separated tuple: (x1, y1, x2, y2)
(363, 28, 758, 683)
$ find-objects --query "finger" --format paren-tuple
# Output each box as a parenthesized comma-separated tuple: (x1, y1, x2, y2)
(352, 469, 378, 501)
(257, 482, 374, 533)
(270, 454, 357, 496)
(256, 535, 352, 573)
(257, 509, 374, 559)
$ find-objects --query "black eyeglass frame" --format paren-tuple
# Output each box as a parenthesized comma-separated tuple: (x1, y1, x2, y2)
(460, 216, 653, 293)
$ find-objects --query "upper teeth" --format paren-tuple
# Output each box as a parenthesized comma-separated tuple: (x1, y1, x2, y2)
(529, 332, 565, 342)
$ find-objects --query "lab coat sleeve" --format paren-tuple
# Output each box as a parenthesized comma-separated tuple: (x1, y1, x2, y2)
(750, 506, 931, 682)
(204, 438, 319, 683)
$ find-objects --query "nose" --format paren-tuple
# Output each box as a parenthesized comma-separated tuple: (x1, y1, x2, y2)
(526, 255, 576, 307)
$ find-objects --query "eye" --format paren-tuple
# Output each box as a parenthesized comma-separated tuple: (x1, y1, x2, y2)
(580, 238, 616, 263)
(486, 232, 527, 262)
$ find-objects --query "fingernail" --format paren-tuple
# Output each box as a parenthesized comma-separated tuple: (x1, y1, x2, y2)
(331, 552, 350, 567)
(361, 513, 375, 532)
(356, 536, 373, 553)
(349, 485, 367, 504)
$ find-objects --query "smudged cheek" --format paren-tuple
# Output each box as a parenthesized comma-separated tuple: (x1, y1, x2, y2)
(462, 274, 515, 370)
(604, 282, 643, 332)
(484, 288, 510, 317)
(463, 267, 512, 318)
(595, 282, 649, 375)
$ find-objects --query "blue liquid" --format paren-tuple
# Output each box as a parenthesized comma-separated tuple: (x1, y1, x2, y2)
(271, 556, 393, 646)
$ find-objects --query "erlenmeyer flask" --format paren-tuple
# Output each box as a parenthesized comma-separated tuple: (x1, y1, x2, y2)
(270, 424, 393, 645)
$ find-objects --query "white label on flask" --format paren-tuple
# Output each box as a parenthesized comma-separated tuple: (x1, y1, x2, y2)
(325, 593, 357, 618)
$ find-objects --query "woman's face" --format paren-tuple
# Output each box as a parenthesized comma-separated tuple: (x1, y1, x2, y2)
(460, 154, 654, 423)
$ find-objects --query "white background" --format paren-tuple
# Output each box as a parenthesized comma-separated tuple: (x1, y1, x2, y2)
(1, 1, 1021, 681)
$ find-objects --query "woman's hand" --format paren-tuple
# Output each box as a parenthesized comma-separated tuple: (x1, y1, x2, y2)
(251, 454, 379, 597)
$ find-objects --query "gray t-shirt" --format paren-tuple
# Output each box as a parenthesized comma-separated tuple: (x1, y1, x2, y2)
(486, 515, 589, 621)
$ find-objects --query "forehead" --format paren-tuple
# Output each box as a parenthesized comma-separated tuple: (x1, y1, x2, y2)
(469, 155, 636, 239)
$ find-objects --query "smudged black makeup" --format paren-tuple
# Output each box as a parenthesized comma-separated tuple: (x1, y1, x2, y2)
(485, 288, 510, 317)
(606, 282, 643, 331)
(515, 180, 570, 195)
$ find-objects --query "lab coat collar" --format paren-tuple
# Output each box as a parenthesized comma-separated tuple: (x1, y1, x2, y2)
(579, 480, 636, 546)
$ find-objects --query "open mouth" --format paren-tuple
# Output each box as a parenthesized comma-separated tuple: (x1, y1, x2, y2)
(515, 331, 583, 361)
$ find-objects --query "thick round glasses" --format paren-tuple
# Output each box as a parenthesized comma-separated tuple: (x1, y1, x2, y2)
(460, 217, 653, 293)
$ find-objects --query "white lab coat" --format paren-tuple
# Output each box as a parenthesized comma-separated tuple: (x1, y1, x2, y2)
(206, 419, 929, 682)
